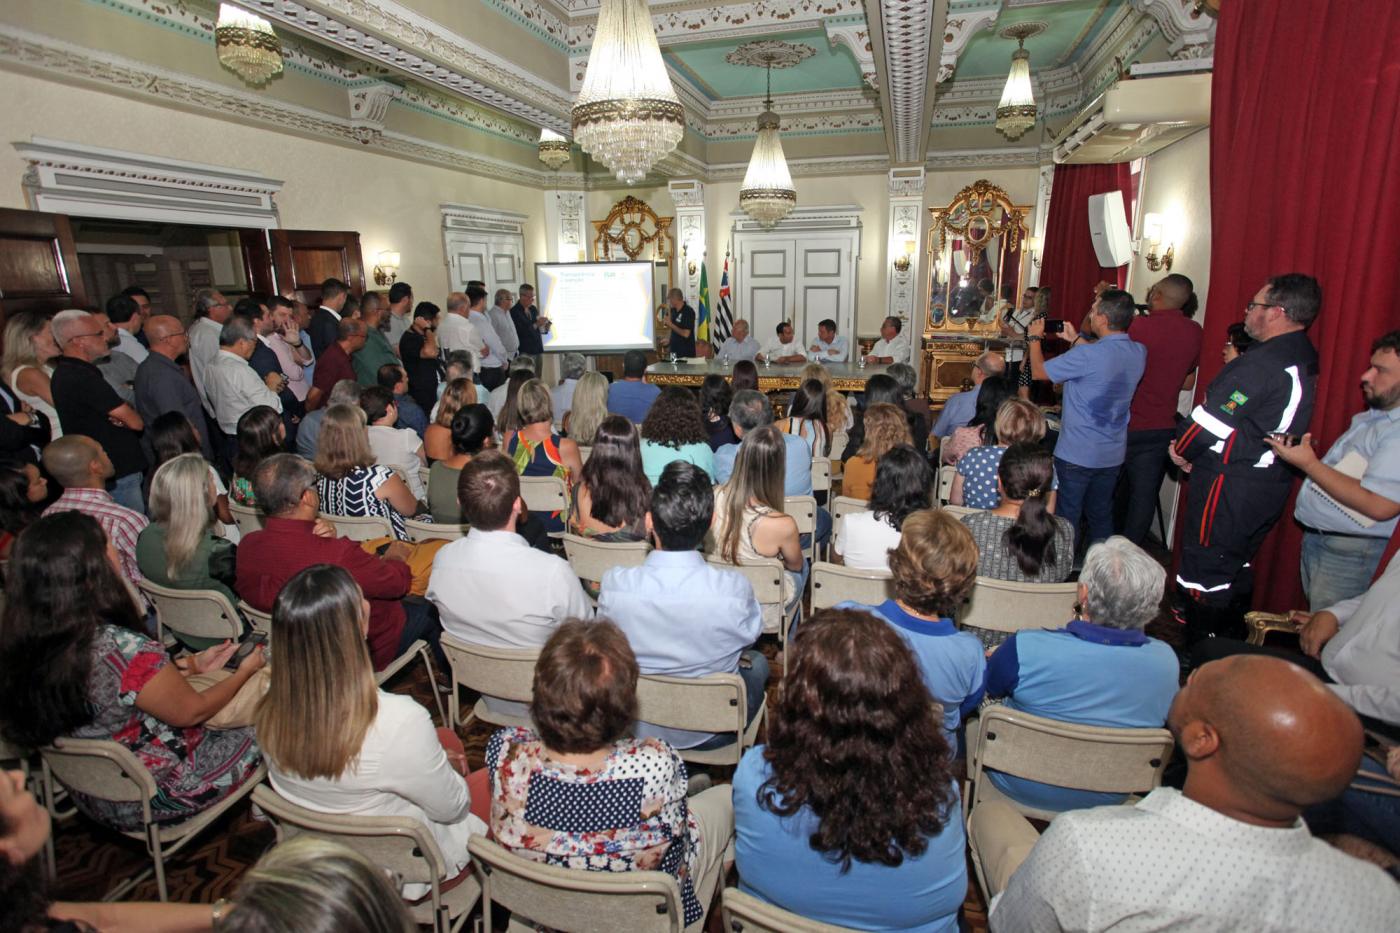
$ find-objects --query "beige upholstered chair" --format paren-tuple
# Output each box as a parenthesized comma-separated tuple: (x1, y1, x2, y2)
(320, 511, 394, 541)
(470, 835, 685, 933)
(959, 577, 1079, 635)
(438, 634, 538, 730)
(562, 533, 650, 598)
(721, 887, 860, 933)
(404, 518, 470, 542)
(809, 561, 895, 611)
(634, 671, 766, 767)
(253, 785, 480, 933)
(40, 738, 264, 901)
(137, 580, 244, 645)
(228, 501, 264, 536)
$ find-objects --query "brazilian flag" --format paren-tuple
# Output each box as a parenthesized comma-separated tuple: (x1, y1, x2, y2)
(696, 263, 711, 346)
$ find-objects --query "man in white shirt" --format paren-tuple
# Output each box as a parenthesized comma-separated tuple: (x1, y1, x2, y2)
(105, 293, 149, 364)
(436, 291, 486, 381)
(865, 316, 911, 365)
(758, 321, 805, 364)
(188, 287, 232, 412)
(990, 654, 1400, 932)
(807, 318, 849, 363)
(203, 316, 284, 442)
(488, 288, 521, 360)
(717, 319, 760, 362)
(361, 385, 426, 501)
(464, 285, 510, 391)
(427, 452, 592, 715)
(551, 353, 586, 428)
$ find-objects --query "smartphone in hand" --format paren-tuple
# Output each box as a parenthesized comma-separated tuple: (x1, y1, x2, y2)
(224, 632, 269, 671)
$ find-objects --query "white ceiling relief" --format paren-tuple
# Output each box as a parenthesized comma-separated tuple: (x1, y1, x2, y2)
(871, 0, 942, 164)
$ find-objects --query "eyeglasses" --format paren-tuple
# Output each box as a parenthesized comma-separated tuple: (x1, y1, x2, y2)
(1245, 301, 1280, 312)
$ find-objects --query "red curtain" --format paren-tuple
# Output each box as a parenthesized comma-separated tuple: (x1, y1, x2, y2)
(1038, 163, 1131, 326)
(1194, 0, 1400, 611)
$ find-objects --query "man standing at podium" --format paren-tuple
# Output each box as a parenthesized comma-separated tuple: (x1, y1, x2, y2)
(664, 287, 696, 358)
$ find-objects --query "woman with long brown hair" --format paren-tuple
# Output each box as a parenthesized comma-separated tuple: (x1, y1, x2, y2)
(733, 607, 966, 931)
(314, 404, 425, 541)
(712, 425, 805, 612)
(570, 414, 650, 541)
(423, 377, 477, 463)
(841, 402, 913, 500)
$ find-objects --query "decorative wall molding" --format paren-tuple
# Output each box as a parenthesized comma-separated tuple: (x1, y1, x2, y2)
(1129, 0, 1216, 59)
(347, 81, 403, 143)
(14, 136, 285, 227)
(729, 202, 863, 233)
(668, 179, 706, 304)
(567, 0, 864, 50)
(543, 189, 586, 261)
(441, 202, 529, 236)
(887, 166, 926, 323)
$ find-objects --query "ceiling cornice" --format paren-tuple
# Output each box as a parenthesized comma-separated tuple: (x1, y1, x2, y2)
(867, 0, 948, 165)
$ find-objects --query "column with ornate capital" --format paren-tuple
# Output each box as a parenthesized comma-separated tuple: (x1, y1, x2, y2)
(886, 166, 926, 331)
(667, 179, 706, 308)
(543, 190, 586, 263)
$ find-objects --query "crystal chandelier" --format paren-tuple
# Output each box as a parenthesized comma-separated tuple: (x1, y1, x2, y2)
(570, 0, 684, 184)
(215, 3, 283, 87)
(537, 128, 572, 171)
(995, 23, 1045, 140)
(730, 41, 810, 228)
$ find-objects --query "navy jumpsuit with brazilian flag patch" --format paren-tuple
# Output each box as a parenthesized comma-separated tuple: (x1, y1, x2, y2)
(1173, 330, 1318, 611)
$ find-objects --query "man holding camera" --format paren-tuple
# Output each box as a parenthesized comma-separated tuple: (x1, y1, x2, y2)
(1169, 274, 1321, 648)
(1027, 289, 1146, 550)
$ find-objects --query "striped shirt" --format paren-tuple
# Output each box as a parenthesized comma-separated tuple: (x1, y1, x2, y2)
(44, 487, 149, 583)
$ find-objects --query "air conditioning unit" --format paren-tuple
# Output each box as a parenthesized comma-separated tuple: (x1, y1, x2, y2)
(1052, 69, 1212, 165)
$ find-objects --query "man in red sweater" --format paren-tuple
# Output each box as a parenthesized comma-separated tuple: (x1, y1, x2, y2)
(235, 452, 442, 670)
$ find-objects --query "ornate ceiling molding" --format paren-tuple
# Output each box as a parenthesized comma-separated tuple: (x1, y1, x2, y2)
(567, 0, 864, 50)
(823, 17, 877, 90)
(939, 0, 1000, 82)
(869, 0, 945, 164)
(1129, 0, 1215, 59)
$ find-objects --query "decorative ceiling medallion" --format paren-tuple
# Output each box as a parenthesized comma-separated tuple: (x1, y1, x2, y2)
(724, 39, 816, 70)
(998, 21, 1049, 43)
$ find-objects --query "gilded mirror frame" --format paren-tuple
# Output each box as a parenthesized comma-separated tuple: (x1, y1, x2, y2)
(923, 179, 1032, 337)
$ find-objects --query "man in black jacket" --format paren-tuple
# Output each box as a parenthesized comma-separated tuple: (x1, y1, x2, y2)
(308, 277, 349, 357)
(1171, 273, 1322, 648)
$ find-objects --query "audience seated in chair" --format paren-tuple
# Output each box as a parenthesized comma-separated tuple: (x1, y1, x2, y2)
(503, 379, 582, 535)
(839, 509, 985, 750)
(423, 377, 476, 464)
(486, 619, 733, 931)
(569, 414, 651, 542)
(712, 425, 808, 612)
(360, 385, 428, 501)
(984, 536, 1178, 813)
(228, 403, 285, 510)
(959, 443, 1073, 586)
(40, 435, 148, 586)
(427, 403, 491, 524)
(640, 386, 715, 485)
(834, 444, 932, 571)
(598, 461, 768, 751)
(0, 512, 264, 832)
(991, 655, 1400, 931)
(700, 374, 738, 451)
(942, 375, 1016, 467)
(145, 411, 237, 539)
(256, 564, 486, 903)
(315, 404, 427, 541)
(0, 460, 47, 560)
(950, 398, 1055, 510)
(562, 370, 609, 443)
(734, 608, 967, 932)
(775, 378, 831, 458)
(235, 453, 442, 672)
(295, 378, 359, 460)
(841, 402, 912, 502)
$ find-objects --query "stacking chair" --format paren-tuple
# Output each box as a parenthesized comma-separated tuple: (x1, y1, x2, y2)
(40, 738, 265, 901)
(706, 555, 799, 674)
(470, 835, 684, 933)
(721, 888, 859, 933)
(964, 706, 1173, 902)
(940, 503, 977, 519)
(320, 511, 394, 542)
(237, 599, 273, 637)
(376, 639, 447, 727)
(438, 634, 538, 730)
(1, 734, 65, 881)
(137, 580, 243, 646)
(253, 785, 480, 933)
(519, 476, 568, 537)
(809, 561, 894, 611)
(405, 518, 470, 542)
(228, 501, 264, 536)
(784, 494, 818, 567)
(634, 671, 766, 767)
(827, 495, 869, 559)
(936, 464, 957, 505)
(828, 431, 849, 480)
(577, 445, 592, 464)
(958, 577, 1079, 636)
(811, 456, 832, 494)
(561, 533, 650, 600)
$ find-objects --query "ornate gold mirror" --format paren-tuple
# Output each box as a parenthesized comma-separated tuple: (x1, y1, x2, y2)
(924, 179, 1031, 336)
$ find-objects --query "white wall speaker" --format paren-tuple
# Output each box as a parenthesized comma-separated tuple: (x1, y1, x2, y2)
(1087, 191, 1133, 267)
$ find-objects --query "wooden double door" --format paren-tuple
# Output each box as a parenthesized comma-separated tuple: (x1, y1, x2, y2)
(0, 206, 364, 321)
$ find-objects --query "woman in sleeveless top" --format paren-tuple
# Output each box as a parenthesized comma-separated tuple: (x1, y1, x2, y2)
(314, 404, 426, 541)
(504, 379, 582, 535)
(712, 425, 806, 611)
(3, 311, 62, 439)
(569, 415, 649, 542)
(778, 378, 829, 457)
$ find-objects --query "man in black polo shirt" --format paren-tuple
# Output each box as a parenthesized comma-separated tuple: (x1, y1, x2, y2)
(50, 309, 148, 512)
(664, 287, 696, 358)
(398, 301, 443, 413)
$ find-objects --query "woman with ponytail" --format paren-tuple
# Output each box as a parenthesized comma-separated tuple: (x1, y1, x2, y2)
(961, 443, 1073, 581)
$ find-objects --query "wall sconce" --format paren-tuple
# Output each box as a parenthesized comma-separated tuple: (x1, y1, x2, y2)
(892, 237, 916, 273)
(1024, 235, 1043, 270)
(1141, 214, 1175, 272)
(373, 250, 400, 286)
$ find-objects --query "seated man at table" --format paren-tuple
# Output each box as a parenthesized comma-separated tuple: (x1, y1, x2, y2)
(758, 321, 806, 364)
(717, 319, 760, 362)
(807, 318, 849, 364)
(606, 349, 661, 424)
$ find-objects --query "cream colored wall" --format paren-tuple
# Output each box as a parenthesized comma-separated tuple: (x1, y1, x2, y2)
(0, 70, 549, 302)
(1125, 129, 1211, 326)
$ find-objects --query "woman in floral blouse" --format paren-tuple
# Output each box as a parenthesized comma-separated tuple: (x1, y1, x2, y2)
(486, 620, 733, 931)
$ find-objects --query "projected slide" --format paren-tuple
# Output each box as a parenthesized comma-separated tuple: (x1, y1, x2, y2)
(537, 262, 655, 353)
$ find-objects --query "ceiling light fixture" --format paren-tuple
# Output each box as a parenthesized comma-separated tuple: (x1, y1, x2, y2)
(729, 40, 812, 228)
(570, 0, 684, 184)
(995, 22, 1047, 140)
(537, 128, 572, 171)
(215, 3, 284, 87)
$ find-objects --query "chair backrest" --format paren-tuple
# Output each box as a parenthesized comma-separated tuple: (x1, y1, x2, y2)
(578, 445, 592, 464)
(969, 706, 1174, 808)
(137, 580, 244, 642)
(562, 534, 650, 589)
(238, 600, 273, 637)
(41, 738, 155, 806)
(959, 577, 1080, 634)
(519, 476, 568, 515)
(811, 457, 831, 493)
(784, 495, 817, 565)
(828, 431, 849, 464)
(828, 496, 869, 554)
(470, 836, 684, 933)
(937, 464, 956, 505)
(252, 785, 447, 888)
(228, 501, 264, 536)
(438, 635, 539, 705)
(722, 887, 858, 933)
(705, 555, 786, 634)
(634, 671, 748, 738)
(320, 511, 394, 542)
(810, 561, 894, 610)
(941, 503, 976, 519)
(404, 518, 469, 542)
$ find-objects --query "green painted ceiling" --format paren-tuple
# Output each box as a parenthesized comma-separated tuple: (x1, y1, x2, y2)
(662, 29, 864, 101)
(955, 0, 1123, 80)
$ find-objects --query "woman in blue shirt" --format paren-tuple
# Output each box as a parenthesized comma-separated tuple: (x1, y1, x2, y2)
(639, 386, 715, 484)
(734, 607, 966, 932)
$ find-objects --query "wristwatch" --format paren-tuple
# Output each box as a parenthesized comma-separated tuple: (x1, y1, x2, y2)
(1026, 335, 1044, 343)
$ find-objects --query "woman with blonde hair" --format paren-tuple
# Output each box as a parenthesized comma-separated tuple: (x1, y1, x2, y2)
(504, 378, 582, 534)
(255, 564, 486, 903)
(951, 397, 1057, 511)
(423, 377, 477, 463)
(799, 362, 851, 433)
(2, 311, 61, 439)
(314, 404, 425, 541)
(841, 402, 913, 500)
(562, 370, 609, 443)
(713, 424, 805, 611)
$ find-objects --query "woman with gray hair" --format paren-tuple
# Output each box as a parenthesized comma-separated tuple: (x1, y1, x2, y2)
(981, 535, 1179, 813)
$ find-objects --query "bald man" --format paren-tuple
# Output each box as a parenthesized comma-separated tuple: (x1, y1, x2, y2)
(991, 655, 1400, 931)
(41, 435, 149, 585)
(135, 314, 214, 460)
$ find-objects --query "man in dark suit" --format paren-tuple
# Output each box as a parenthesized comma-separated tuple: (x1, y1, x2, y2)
(510, 282, 547, 371)
(308, 277, 350, 357)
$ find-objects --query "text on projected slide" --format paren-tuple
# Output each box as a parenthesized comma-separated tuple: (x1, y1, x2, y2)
(538, 262, 654, 352)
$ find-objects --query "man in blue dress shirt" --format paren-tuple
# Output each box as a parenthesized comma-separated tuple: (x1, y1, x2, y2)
(932, 351, 1006, 439)
(606, 349, 661, 424)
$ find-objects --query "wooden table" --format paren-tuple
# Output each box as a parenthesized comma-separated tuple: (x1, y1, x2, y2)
(643, 359, 892, 393)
